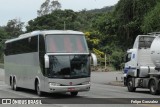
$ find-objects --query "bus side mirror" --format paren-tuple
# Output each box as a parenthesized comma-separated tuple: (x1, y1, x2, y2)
(91, 53, 97, 66)
(44, 54, 49, 68)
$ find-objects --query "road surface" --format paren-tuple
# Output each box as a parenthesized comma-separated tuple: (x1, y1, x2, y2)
(0, 69, 160, 107)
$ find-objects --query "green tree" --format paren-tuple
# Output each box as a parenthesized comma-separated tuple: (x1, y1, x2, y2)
(0, 27, 8, 62)
(26, 0, 160, 70)
(37, 0, 61, 16)
(141, 2, 160, 33)
(27, 9, 98, 32)
(0, 19, 24, 62)
(50, 0, 61, 11)
(113, 0, 158, 48)
(4, 19, 24, 37)
(110, 48, 124, 70)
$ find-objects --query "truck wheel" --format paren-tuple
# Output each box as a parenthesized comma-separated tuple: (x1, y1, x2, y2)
(149, 79, 159, 95)
(36, 81, 43, 96)
(70, 92, 78, 96)
(127, 78, 136, 92)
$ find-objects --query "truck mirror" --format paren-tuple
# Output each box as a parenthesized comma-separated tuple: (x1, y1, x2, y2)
(91, 53, 97, 66)
(44, 54, 49, 68)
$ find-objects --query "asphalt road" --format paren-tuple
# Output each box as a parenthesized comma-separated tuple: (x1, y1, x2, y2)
(0, 69, 160, 107)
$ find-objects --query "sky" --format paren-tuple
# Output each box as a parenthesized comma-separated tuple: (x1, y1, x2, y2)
(0, 0, 119, 26)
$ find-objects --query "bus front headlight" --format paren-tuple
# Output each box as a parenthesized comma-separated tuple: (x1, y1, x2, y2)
(82, 81, 90, 85)
(49, 82, 61, 87)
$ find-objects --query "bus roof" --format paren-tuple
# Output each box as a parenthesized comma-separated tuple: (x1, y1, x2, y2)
(5, 30, 84, 43)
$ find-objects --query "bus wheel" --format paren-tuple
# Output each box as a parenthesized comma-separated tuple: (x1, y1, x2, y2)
(11, 78, 14, 90)
(149, 79, 158, 95)
(70, 92, 78, 96)
(127, 78, 136, 92)
(36, 81, 43, 96)
(13, 78, 19, 91)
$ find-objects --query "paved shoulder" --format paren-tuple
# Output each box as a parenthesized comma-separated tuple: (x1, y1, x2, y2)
(91, 71, 123, 85)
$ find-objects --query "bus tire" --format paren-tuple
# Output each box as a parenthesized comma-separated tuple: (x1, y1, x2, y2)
(10, 76, 12, 86)
(70, 92, 78, 96)
(13, 77, 19, 91)
(36, 81, 43, 96)
(149, 79, 159, 95)
(11, 77, 14, 90)
(127, 78, 136, 92)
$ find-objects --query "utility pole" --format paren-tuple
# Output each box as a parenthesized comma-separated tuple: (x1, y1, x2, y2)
(105, 53, 106, 69)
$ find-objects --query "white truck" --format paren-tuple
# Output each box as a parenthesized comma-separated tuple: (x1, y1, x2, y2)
(124, 33, 160, 95)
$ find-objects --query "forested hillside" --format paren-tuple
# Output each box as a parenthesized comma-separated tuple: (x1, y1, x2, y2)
(1, 0, 160, 70)
(87, 6, 114, 13)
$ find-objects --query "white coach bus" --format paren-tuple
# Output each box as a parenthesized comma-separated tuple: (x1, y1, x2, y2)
(4, 30, 97, 96)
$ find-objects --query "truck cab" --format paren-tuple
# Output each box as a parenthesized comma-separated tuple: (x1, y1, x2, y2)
(124, 35, 156, 93)
(123, 49, 137, 85)
(124, 35, 155, 84)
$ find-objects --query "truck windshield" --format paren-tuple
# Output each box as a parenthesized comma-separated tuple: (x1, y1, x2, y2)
(139, 36, 155, 49)
(46, 34, 89, 53)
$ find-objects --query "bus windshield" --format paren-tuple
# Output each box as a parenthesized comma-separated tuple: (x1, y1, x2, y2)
(48, 55, 90, 79)
(46, 34, 89, 53)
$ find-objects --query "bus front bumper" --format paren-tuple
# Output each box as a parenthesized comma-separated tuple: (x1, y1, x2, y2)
(49, 84, 91, 93)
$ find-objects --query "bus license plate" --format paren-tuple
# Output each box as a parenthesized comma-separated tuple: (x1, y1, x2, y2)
(68, 88, 75, 91)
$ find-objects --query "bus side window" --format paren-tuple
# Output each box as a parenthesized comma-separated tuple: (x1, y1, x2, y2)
(39, 35, 47, 76)
(30, 36, 38, 52)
